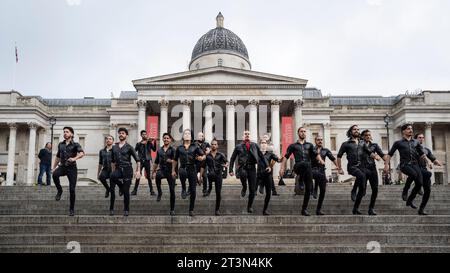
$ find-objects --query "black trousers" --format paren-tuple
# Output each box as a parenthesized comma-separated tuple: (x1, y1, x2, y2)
(312, 168, 327, 212)
(293, 162, 313, 211)
(179, 166, 198, 212)
(98, 168, 111, 192)
(364, 165, 379, 210)
(199, 162, 211, 193)
(259, 175, 276, 193)
(53, 165, 78, 211)
(257, 173, 272, 212)
(208, 172, 223, 211)
(238, 166, 258, 210)
(156, 169, 176, 211)
(110, 166, 133, 211)
(133, 160, 153, 192)
(348, 165, 368, 211)
(401, 164, 430, 209)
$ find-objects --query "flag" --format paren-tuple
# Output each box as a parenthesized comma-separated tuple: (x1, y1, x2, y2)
(15, 45, 18, 63)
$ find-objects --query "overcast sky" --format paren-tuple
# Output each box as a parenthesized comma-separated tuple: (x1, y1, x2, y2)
(1, 0, 449, 98)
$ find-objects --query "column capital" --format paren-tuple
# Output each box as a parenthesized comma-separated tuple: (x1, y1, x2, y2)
(137, 100, 147, 108)
(271, 99, 282, 106)
(203, 99, 215, 106)
(158, 99, 169, 108)
(181, 99, 192, 106)
(303, 122, 311, 127)
(294, 99, 304, 108)
(129, 122, 137, 128)
(226, 99, 237, 106)
(7, 122, 17, 129)
(425, 122, 434, 129)
(27, 122, 38, 130)
(323, 123, 331, 129)
(249, 99, 259, 106)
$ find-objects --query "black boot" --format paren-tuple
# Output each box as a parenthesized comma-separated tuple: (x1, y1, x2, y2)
(368, 208, 377, 216)
(301, 210, 310, 216)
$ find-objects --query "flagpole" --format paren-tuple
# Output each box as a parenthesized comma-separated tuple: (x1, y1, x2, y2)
(12, 43, 17, 91)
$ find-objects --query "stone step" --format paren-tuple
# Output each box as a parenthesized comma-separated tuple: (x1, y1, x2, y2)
(1, 233, 448, 245)
(1, 223, 449, 235)
(2, 244, 450, 253)
(2, 215, 448, 224)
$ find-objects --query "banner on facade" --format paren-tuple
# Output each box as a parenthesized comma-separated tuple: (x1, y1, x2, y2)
(281, 116, 294, 159)
(147, 116, 159, 158)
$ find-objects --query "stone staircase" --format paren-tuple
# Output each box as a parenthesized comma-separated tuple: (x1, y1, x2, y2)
(0, 183, 449, 253)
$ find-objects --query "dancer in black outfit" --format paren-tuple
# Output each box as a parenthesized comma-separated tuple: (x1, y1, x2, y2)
(52, 127, 85, 217)
(360, 130, 388, 216)
(194, 132, 211, 197)
(200, 139, 228, 216)
(257, 139, 281, 215)
(132, 130, 157, 196)
(384, 124, 435, 215)
(97, 135, 114, 198)
(311, 135, 338, 215)
(152, 133, 176, 215)
(336, 125, 374, 215)
(402, 133, 442, 202)
(172, 129, 205, 217)
(110, 128, 141, 217)
(279, 127, 324, 216)
(229, 130, 270, 214)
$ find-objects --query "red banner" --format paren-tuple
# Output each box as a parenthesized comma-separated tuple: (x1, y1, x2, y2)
(281, 116, 294, 159)
(147, 116, 159, 158)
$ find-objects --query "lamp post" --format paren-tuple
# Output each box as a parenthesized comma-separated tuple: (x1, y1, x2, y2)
(49, 117, 56, 148)
(383, 113, 392, 185)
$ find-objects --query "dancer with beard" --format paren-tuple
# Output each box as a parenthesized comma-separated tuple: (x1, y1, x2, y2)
(97, 135, 114, 198)
(131, 130, 157, 196)
(194, 132, 211, 197)
(257, 139, 281, 215)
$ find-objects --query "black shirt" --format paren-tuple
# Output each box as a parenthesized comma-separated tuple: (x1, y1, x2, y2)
(337, 139, 372, 168)
(362, 142, 385, 168)
(388, 138, 425, 167)
(259, 151, 280, 175)
(419, 146, 436, 169)
(98, 147, 113, 172)
(311, 147, 335, 169)
(174, 143, 205, 168)
(111, 142, 140, 168)
(205, 152, 228, 175)
(284, 141, 317, 164)
(56, 140, 84, 167)
(135, 140, 156, 162)
(38, 148, 52, 165)
(154, 145, 176, 172)
(229, 142, 268, 172)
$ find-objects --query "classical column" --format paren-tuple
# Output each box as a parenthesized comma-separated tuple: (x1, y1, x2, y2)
(26, 122, 38, 186)
(6, 123, 17, 186)
(249, 99, 259, 142)
(204, 99, 214, 143)
(159, 99, 169, 141)
(109, 123, 118, 141)
(137, 100, 147, 142)
(294, 99, 303, 140)
(271, 100, 282, 179)
(425, 122, 435, 184)
(226, 99, 237, 163)
(181, 99, 192, 131)
(323, 123, 331, 148)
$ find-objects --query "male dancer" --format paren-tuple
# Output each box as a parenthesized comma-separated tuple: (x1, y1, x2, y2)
(402, 133, 442, 201)
(200, 139, 228, 216)
(229, 130, 270, 213)
(279, 127, 323, 216)
(172, 129, 205, 217)
(195, 132, 211, 197)
(110, 128, 141, 217)
(336, 125, 374, 215)
(97, 135, 113, 198)
(53, 127, 85, 216)
(384, 124, 432, 215)
(257, 139, 281, 215)
(152, 133, 176, 214)
(360, 129, 388, 215)
(311, 135, 338, 216)
(132, 130, 157, 196)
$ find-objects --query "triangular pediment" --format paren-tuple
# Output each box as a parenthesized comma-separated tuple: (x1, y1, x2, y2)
(132, 66, 307, 86)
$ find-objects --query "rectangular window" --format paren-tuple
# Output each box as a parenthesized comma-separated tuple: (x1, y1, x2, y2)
(78, 137, 86, 149)
(381, 137, 388, 151)
(330, 136, 337, 151)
